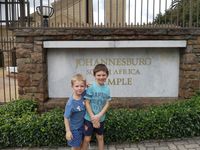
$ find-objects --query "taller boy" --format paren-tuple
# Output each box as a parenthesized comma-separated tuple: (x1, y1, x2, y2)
(82, 64, 111, 150)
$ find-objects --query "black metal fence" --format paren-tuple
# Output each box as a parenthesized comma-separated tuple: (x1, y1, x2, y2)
(1, 0, 200, 28)
(0, 35, 17, 103)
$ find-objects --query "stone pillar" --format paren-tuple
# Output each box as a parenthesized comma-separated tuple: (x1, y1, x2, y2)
(179, 38, 200, 98)
(16, 37, 48, 102)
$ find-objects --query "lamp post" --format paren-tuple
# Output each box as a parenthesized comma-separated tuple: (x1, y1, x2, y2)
(36, 5, 54, 27)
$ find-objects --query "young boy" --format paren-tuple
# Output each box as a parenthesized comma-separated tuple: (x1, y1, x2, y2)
(64, 74, 86, 150)
(82, 64, 111, 150)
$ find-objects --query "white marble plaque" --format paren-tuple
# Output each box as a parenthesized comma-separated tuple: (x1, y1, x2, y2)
(47, 48, 179, 98)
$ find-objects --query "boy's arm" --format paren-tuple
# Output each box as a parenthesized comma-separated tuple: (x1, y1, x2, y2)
(85, 99, 95, 118)
(64, 117, 73, 140)
(85, 99, 100, 128)
(64, 117, 71, 132)
(95, 101, 110, 120)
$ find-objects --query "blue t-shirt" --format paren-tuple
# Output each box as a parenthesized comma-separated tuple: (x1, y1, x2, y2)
(84, 82, 111, 122)
(64, 96, 86, 130)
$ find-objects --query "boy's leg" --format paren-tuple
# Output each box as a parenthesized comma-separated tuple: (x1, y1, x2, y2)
(82, 120, 93, 150)
(94, 121, 105, 150)
(82, 135, 91, 150)
(96, 134, 104, 150)
(72, 147, 81, 150)
(68, 129, 83, 149)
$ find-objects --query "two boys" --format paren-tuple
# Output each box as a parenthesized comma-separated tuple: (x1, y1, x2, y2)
(64, 64, 111, 150)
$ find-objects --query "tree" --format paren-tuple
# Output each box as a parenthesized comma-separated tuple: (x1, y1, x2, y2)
(154, 0, 200, 27)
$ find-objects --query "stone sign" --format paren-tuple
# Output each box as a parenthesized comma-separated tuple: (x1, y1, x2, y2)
(47, 48, 179, 98)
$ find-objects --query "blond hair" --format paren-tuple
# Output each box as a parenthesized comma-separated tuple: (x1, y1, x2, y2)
(71, 74, 86, 86)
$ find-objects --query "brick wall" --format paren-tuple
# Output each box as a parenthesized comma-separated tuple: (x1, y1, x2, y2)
(15, 28, 200, 110)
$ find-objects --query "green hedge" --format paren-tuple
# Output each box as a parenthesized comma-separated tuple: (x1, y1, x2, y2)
(1, 92, 200, 148)
(105, 92, 200, 143)
(0, 100, 65, 148)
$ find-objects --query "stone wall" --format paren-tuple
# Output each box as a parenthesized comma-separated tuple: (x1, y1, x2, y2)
(15, 28, 200, 110)
(179, 37, 200, 98)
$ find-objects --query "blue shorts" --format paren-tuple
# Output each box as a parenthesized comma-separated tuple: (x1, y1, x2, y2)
(84, 119, 105, 136)
(67, 128, 84, 147)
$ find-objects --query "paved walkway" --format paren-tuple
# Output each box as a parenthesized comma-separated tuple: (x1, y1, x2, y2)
(3, 136, 200, 150)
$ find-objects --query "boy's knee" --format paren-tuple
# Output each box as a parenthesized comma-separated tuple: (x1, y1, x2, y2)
(96, 134, 104, 141)
(84, 136, 91, 143)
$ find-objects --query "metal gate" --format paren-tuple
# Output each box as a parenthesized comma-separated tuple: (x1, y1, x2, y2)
(0, 29, 17, 103)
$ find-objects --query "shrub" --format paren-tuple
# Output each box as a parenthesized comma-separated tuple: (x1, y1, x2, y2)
(1, 93, 200, 147)
(104, 93, 200, 143)
(38, 108, 66, 146)
(0, 99, 37, 117)
(0, 99, 38, 148)
(0, 100, 66, 148)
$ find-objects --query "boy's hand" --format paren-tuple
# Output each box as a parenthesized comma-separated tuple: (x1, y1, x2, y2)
(66, 131, 73, 141)
(86, 82, 91, 88)
(91, 114, 101, 123)
(90, 114, 101, 128)
(93, 121, 100, 128)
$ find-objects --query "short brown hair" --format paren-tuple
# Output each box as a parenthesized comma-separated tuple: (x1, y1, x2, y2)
(93, 64, 109, 76)
(71, 74, 86, 86)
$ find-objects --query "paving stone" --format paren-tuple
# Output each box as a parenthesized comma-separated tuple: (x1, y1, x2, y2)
(167, 143, 177, 150)
(154, 147, 169, 150)
(195, 140, 200, 145)
(187, 139, 198, 144)
(144, 142, 159, 147)
(108, 146, 117, 150)
(146, 148, 154, 150)
(177, 145, 187, 150)
(193, 137, 200, 140)
(4, 136, 200, 150)
(27, 148, 42, 150)
(14, 148, 30, 150)
(124, 148, 139, 150)
(116, 143, 130, 149)
(184, 144, 200, 149)
(107, 144, 116, 150)
(137, 145, 146, 150)
(41, 148, 58, 150)
(57, 147, 70, 150)
(138, 146, 147, 150)
(159, 142, 168, 147)
(173, 141, 189, 145)
(130, 144, 138, 148)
